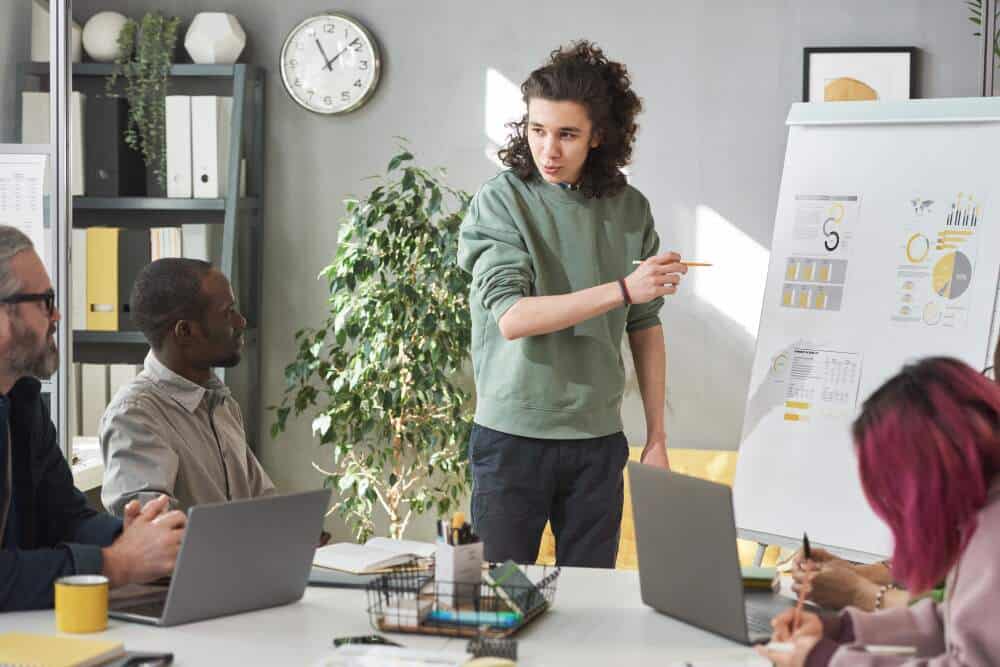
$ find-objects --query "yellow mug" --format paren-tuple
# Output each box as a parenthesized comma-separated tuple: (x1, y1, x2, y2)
(54, 574, 109, 633)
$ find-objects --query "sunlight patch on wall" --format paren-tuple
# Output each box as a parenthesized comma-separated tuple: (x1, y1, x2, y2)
(484, 68, 524, 168)
(693, 204, 770, 337)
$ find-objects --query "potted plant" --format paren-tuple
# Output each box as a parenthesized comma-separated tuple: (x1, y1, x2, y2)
(272, 147, 474, 541)
(107, 11, 181, 189)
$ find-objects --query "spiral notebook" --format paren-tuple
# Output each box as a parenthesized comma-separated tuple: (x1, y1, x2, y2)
(0, 632, 125, 667)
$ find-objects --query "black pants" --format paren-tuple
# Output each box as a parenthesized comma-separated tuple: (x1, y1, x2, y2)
(468, 424, 629, 568)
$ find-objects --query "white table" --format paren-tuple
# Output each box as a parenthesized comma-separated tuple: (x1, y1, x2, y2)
(3, 568, 766, 666)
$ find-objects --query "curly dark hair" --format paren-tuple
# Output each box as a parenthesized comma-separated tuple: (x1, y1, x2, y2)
(498, 40, 642, 199)
(130, 257, 213, 349)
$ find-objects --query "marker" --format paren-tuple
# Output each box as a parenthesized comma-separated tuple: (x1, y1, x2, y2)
(803, 532, 812, 561)
(632, 260, 713, 267)
(426, 609, 522, 628)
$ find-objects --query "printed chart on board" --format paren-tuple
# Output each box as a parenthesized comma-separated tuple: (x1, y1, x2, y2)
(893, 192, 984, 329)
(779, 195, 859, 313)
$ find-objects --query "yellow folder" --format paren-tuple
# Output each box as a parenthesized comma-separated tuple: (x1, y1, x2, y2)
(86, 227, 119, 331)
(0, 632, 124, 667)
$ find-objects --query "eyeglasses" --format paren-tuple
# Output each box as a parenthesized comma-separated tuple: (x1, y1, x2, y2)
(1, 288, 55, 316)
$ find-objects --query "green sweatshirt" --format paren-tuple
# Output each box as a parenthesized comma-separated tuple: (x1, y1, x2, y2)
(458, 171, 663, 439)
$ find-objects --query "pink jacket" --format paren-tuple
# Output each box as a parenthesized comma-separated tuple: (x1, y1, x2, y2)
(825, 480, 1000, 666)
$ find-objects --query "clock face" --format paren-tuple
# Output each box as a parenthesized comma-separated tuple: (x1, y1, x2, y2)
(279, 13, 381, 114)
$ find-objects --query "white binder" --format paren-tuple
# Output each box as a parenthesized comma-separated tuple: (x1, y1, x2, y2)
(191, 96, 233, 198)
(21, 91, 85, 195)
(165, 95, 192, 198)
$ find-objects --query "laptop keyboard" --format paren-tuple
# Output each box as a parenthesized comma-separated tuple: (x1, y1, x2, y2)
(745, 611, 773, 636)
(115, 599, 166, 619)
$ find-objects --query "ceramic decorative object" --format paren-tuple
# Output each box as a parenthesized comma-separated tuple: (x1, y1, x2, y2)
(184, 12, 246, 65)
(82, 11, 128, 62)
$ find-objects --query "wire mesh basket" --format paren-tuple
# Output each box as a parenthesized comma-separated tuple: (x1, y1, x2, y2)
(366, 565, 560, 638)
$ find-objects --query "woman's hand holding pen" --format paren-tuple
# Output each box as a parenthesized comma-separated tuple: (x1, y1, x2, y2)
(625, 252, 687, 302)
(755, 607, 823, 666)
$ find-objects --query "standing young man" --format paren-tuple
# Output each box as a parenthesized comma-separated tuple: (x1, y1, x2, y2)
(458, 41, 686, 567)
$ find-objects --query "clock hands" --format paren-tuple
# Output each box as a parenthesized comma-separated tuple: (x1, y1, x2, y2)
(315, 38, 349, 71)
(325, 46, 349, 70)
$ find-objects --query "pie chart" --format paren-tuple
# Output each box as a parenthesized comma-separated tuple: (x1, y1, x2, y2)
(932, 251, 972, 299)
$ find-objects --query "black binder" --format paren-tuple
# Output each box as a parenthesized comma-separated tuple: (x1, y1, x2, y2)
(85, 94, 147, 196)
(118, 229, 151, 331)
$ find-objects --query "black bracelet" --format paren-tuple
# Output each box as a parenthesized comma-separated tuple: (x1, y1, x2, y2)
(617, 278, 632, 305)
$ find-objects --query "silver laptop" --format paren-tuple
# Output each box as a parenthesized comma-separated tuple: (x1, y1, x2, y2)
(628, 463, 792, 644)
(109, 489, 330, 627)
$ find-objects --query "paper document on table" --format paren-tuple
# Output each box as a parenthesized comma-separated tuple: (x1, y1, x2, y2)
(0, 154, 47, 270)
(315, 646, 469, 667)
(666, 649, 770, 666)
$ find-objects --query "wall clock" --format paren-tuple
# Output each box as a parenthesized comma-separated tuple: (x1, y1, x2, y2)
(280, 13, 381, 114)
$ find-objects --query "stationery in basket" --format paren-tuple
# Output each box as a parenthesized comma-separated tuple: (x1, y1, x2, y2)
(434, 512, 483, 607)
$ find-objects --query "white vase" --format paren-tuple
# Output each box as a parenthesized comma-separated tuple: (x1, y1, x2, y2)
(82, 11, 128, 63)
(184, 13, 246, 65)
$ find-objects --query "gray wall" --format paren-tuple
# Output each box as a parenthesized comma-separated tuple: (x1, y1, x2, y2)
(72, 0, 982, 540)
(0, 2, 31, 142)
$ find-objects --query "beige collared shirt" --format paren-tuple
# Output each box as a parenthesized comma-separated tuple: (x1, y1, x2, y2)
(100, 352, 275, 516)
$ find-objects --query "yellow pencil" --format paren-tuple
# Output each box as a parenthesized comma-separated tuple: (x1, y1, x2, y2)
(632, 260, 713, 267)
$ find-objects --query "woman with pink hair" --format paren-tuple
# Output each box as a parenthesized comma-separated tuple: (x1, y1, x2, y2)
(760, 355, 1000, 666)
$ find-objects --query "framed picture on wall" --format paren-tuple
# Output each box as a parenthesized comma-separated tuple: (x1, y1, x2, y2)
(803, 47, 916, 102)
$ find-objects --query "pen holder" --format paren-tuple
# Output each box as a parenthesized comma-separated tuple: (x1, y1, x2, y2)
(435, 541, 483, 607)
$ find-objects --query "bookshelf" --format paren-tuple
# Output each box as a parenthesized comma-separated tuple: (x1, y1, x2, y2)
(18, 62, 266, 452)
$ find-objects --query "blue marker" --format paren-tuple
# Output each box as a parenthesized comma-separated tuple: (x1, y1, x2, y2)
(426, 609, 521, 628)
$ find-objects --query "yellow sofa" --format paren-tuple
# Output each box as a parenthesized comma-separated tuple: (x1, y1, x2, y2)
(536, 447, 783, 568)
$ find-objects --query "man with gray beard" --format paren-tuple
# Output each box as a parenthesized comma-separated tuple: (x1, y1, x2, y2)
(0, 226, 186, 611)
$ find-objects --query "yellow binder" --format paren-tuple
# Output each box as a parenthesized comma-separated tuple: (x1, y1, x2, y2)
(86, 227, 119, 331)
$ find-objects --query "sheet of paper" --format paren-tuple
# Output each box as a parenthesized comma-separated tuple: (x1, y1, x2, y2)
(315, 646, 468, 667)
(778, 194, 860, 312)
(893, 192, 984, 329)
(0, 154, 47, 270)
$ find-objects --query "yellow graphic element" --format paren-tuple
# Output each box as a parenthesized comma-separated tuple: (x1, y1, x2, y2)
(824, 77, 878, 101)
(782, 287, 793, 306)
(785, 401, 811, 410)
(800, 262, 814, 282)
(905, 233, 929, 263)
(786, 262, 797, 280)
(936, 244, 959, 250)
(900, 305, 912, 316)
(932, 251, 973, 299)
(813, 290, 827, 310)
(902, 281, 914, 290)
(947, 193, 982, 227)
(923, 302, 942, 325)
(783, 413, 808, 422)
(817, 263, 830, 282)
(797, 289, 810, 308)
(938, 230, 975, 237)
(828, 202, 845, 223)
(772, 353, 789, 374)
